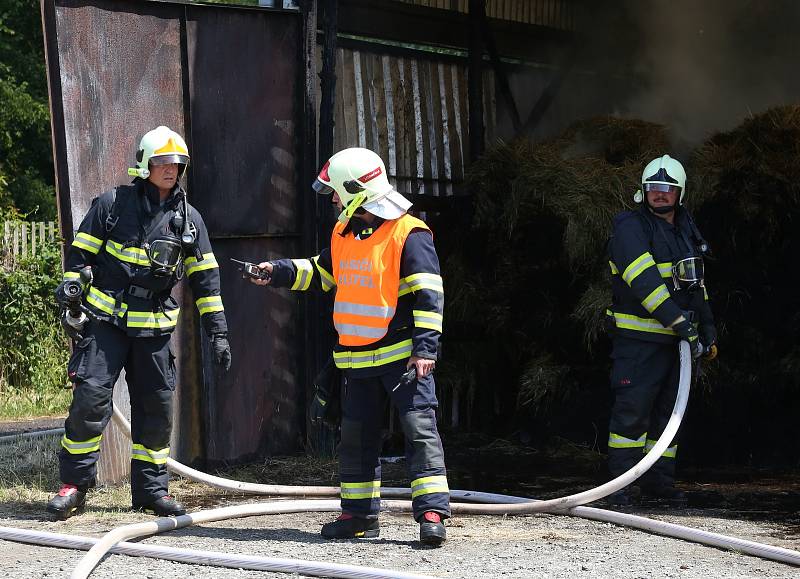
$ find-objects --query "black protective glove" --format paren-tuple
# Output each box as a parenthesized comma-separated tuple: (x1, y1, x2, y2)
(673, 318, 703, 359)
(699, 324, 718, 361)
(309, 388, 330, 425)
(210, 333, 231, 371)
(310, 356, 341, 428)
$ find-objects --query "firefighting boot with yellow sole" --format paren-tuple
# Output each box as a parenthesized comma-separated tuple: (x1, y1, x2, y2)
(321, 514, 380, 539)
(46, 484, 88, 520)
(133, 495, 186, 517)
(419, 511, 446, 546)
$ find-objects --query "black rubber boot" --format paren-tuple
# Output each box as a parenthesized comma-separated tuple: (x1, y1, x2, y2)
(46, 484, 88, 520)
(641, 485, 687, 506)
(321, 514, 380, 539)
(133, 495, 186, 516)
(419, 511, 446, 546)
(607, 485, 641, 507)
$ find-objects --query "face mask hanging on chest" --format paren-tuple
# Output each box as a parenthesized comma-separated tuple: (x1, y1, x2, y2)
(671, 256, 704, 292)
(145, 238, 183, 277)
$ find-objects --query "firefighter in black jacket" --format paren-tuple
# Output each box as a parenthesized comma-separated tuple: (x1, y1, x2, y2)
(606, 155, 717, 506)
(47, 126, 231, 520)
(250, 148, 449, 546)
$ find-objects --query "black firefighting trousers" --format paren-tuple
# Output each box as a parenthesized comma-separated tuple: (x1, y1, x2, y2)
(338, 363, 451, 521)
(607, 336, 682, 489)
(59, 319, 175, 504)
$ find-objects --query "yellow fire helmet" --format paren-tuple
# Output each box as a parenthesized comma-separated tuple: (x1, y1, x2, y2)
(128, 126, 190, 179)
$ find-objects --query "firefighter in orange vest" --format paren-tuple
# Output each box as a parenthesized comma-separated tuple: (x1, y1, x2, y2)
(250, 147, 449, 546)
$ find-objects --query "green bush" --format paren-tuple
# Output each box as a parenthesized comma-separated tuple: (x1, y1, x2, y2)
(0, 239, 70, 418)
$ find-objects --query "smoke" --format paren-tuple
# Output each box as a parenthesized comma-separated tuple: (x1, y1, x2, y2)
(618, 0, 800, 147)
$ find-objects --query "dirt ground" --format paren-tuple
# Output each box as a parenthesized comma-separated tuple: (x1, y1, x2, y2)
(0, 427, 798, 578)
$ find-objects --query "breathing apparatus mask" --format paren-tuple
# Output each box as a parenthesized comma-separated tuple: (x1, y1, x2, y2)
(671, 256, 704, 292)
(145, 238, 183, 277)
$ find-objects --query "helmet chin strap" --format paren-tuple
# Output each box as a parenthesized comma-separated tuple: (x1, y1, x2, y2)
(648, 202, 677, 215)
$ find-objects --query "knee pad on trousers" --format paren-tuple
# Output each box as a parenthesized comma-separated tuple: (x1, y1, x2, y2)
(66, 382, 113, 441)
(398, 409, 445, 472)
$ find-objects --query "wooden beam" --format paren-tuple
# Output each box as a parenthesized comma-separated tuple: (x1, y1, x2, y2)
(467, 0, 485, 161)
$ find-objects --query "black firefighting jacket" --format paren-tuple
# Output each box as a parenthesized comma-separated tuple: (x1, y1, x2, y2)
(270, 215, 443, 378)
(64, 179, 227, 338)
(608, 206, 716, 346)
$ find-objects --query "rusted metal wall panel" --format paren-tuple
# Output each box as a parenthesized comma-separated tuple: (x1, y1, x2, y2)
(183, 6, 304, 461)
(45, 0, 187, 484)
(184, 8, 301, 237)
(328, 47, 494, 196)
(43, 0, 305, 479)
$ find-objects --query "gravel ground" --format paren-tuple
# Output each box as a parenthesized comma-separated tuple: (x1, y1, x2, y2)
(1, 499, 798, 578)
(0, 425, 797, 578)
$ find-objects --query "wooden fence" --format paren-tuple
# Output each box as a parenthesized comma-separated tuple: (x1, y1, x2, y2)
(325, 46, 496, 196)
(1, 221, 59, 268)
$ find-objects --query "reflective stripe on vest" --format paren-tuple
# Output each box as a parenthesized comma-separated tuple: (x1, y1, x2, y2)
(86, 287, 127, 317)
(331, 214, 430, 346)
(333, 339, 413, 369)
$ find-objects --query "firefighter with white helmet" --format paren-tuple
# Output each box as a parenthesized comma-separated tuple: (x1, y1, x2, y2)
(47, 126, 231, 520)
(253, 147, 450, 546)
(605, 154, 717, 506)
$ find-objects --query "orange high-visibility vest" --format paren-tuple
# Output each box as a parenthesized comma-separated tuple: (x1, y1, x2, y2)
(331, 214, 430, 346)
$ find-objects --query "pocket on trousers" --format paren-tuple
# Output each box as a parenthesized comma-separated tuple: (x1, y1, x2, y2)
(67, 335, 94, 383)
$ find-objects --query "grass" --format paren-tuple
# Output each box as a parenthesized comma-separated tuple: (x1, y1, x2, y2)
(0, 385, 71, 420)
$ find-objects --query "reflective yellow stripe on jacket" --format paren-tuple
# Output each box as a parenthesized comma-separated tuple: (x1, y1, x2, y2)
(333, 339, 413, 370)
(609, 312, 677, 336)
(196, 295, 224, 315)
(185, 252, 219, 276)
(72, 232, 103, 254)
(622, 252, 656, 285)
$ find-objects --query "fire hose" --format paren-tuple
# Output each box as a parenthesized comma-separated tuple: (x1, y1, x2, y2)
(1, 341, 798, 578)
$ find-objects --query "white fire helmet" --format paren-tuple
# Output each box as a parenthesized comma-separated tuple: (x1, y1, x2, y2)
(634, 154, 687, 207)
(127, 126, 190, 180)
(312, 147, 411, 224)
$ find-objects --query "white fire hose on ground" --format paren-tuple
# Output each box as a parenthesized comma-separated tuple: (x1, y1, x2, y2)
(1, 341, 798, 578)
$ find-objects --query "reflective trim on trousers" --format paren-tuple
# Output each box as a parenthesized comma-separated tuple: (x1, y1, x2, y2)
(608, 432, 647, 449)
(340, 480, 381, 500)
(645, 439, 677, 458)
(131, 443, 170, 465)
(410, 475, 449, 498)
(61, 434, 102, 454)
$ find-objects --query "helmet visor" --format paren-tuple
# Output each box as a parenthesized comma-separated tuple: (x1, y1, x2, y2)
(643, 183, 681, 195)
(672, 257, 704, 283)
(148, 239, 183, 269)
(150, 154, 190, 166)
(312, 178, 335, 195)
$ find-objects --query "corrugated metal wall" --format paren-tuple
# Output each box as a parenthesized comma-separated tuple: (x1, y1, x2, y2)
(325, 47, 496, 196)
(395, 0, 574, 30)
